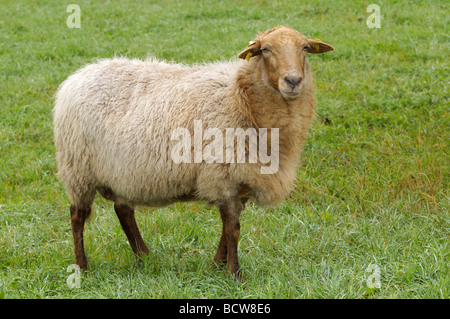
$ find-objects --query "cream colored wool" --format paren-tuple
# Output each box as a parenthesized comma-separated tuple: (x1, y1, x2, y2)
(54, 26, 333, 211)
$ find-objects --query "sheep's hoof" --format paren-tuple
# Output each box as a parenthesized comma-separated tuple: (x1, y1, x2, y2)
(211, 259, 227, 270)
(212, 260, 245, 282)
(227, 265, 244, 282)
(134, 255, 147, 268)
(75, 258, 88, 271)
(230, 269, 245, 283)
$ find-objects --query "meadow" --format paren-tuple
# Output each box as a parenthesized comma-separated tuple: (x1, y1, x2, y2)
(0, 0, 448, 298)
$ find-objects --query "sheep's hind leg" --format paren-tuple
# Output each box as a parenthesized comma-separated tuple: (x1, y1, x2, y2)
(70, 205, 91, 270)
(213, 223, 228, 267)
(114, 204, 150, 257)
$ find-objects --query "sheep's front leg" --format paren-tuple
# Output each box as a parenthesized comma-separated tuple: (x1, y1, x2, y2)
(114, 204, 150, 257)
(214, 200, 245, 280)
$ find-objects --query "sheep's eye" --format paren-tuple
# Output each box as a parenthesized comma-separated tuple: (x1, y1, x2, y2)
(261, 48, 271, 54)
(303, 45, 310, 51)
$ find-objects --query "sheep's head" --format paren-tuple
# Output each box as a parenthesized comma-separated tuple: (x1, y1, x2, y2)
(238, 26, 334, 100)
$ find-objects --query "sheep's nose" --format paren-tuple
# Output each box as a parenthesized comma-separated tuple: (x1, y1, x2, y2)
(284, 76, 302, 88)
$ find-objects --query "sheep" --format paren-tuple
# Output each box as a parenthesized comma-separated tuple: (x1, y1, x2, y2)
(53, 25, 334, 279)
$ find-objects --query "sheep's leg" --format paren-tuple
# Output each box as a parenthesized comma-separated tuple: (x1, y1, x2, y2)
(70, 205, 91, 270)
(213, 222, 228, 267)
(215, 200, 244, 280)
(214, 198, 248, 269)
(114, 204, 150, 257)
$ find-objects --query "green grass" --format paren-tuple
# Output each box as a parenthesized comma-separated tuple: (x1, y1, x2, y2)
(0, 0, 448, 298)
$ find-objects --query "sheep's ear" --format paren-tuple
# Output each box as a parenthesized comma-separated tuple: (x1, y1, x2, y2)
(238, 40, 262, 61)
(306, 39, 334, 54)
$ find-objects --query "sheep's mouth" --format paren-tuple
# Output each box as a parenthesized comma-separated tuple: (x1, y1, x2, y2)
(281, 90, 300, 99)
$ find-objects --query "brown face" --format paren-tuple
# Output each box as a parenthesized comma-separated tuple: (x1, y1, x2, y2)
(238, 26, 334, 100)
(259, 31, 310, 99)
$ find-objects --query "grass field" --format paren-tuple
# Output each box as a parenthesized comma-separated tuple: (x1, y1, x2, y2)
(0, 0, 448, 299)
